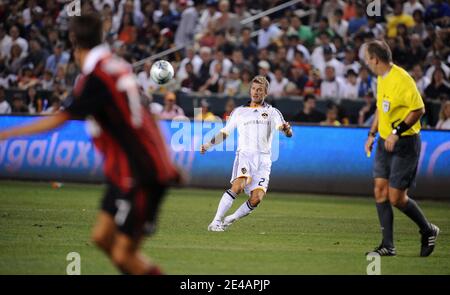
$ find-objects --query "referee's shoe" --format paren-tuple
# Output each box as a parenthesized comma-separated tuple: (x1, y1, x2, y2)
(420, 223, 440, 257)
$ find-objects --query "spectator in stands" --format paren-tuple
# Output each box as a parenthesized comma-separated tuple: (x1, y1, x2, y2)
(404, 34, 427, 71)
(425, 67, 450, 101)
(303, 68, 322, 97)
(342, 46, 361, 74)
(233, 0, 253, 31)
(257, 16, 281, 49)
(426, 54, 450, 81)
(320, 103, 341, 126)
(159, 91, 185, 120)
(5, 43, 25, 75)
(197, 0, 220, 34)
(194, 46, 213, 91)
(231, 48, 253, 74)
(365, 16, 385, 39)
(210, 48, 232, 77)
(347, 3, 368, 36)
(343, 0, 357, 21)
(40, 69, 54, 91)
(320, 65, 344, 102)
(18, 64, 39, 90)
(195, 99, 217, 121)
(357, 67, 375, 98)
(200, 61, 225, 94)
(41, 95, 62, 114)
(24, 39, 48, 77)
(386, 1, 415, 38)
(24, 86, 39, 114)
(180, 62, 197, 93)
(411, 9, 427, 39)
(11, 95, 28, 113)
(435, 100, 450, 130)
(222, 98, 235, 120)
(223, 66, 241, 96)
(287, 67, 308, 96)
(424, 0, 450, 26)
(358, 91, 376, 126)
(257, 60, 272, 81)
(292, 94, 325, 123)
(403, 0, 425, 16)
(268, 67, 289, 98)
(239, 27, 258, 63)
(323, 0, 346, 26)
(0, 24, 12, 60)
(175, 0, 203, 48)
(9, 25, 28, 58)
(0, 86, 11, 114)
(45, 42, 70, 75)
(341, 68, 359, 100)
(289, 15, 314, 48)
(213, 0, 238, 34)
(177, 47, 202, 79)
(238, 69, 251, 96)
(331, 8, 348, 40)
(411, 64, 431, 97)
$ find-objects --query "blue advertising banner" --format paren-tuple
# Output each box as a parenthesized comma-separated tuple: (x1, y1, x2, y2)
(1, 116, 449, 198)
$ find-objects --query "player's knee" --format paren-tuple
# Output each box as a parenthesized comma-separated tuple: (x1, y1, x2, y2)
(249, 193, 263, 207)
(389, 195, 407, 208)
(91, 230, 111, 252)
(373, 185, 388, 202)
(111, 247, 131, 269)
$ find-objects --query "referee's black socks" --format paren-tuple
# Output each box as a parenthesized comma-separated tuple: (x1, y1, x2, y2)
(398, 198, 432, 233)
(376, 201, 394, 248)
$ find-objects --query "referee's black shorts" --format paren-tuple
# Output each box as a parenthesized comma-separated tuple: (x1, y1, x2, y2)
(101, 181, 167, 239)
(373, 134, 421, 190)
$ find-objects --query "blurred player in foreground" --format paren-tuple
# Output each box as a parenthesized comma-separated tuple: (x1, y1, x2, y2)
(364, 40, 439, 257)
(0, 14, 180, 274)
(201, 76, 292, 231)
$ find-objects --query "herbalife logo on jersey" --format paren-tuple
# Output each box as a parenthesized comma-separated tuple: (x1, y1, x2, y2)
(169, 108, 281, 162)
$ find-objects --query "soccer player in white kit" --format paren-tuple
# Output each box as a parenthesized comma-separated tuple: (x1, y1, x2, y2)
(200, 76, 293, 231)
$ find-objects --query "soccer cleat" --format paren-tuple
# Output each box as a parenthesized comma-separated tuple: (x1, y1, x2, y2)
(208, 220, 224, 232)
(420, 223, 440, 257)
(366, 244, 396, 256)
(221, 215, 236, 230)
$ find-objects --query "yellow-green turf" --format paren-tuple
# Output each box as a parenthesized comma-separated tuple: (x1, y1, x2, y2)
(0, 180, 449, 274)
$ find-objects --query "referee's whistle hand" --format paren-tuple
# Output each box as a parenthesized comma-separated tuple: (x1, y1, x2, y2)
(384, 134, 399, 152)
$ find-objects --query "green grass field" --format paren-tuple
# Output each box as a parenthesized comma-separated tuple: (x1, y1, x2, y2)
(0, 180, 449, 275)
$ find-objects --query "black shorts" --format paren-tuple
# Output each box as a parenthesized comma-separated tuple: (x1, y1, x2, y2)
(373, 134, 421, 190)
(101, 182, 167, 239)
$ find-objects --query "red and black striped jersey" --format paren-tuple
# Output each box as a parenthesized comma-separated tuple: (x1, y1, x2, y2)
(66, 45, 178, 192)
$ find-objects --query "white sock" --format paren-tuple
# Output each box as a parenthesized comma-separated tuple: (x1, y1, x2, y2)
(213, 190, 236, 221)
(229, 200, 255, 221)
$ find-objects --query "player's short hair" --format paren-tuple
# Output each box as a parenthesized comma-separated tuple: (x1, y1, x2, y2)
(70, 13, 103, 50)
(251, 75, 270, 93)
(365, 40, 392, 64)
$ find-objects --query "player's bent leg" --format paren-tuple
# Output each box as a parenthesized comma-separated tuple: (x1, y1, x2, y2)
(368, 178, 396, 255)
(223, 188, 265, 230)
(208, 177, 248, 232)
(110, 233, 162, 275)
(91, 211, 117, 254)
(389, 186, 439, 257)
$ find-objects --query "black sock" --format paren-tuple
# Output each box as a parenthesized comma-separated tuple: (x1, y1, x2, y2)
(376, 201, 394, 248)
(398, 198, 431, 233)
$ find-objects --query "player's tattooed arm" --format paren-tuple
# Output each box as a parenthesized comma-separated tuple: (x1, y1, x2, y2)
(200, 132, 228, 154)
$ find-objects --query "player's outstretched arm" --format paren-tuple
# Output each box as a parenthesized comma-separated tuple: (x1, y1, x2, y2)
(0, 111, 71, 141)
(200, 131, 228, 154)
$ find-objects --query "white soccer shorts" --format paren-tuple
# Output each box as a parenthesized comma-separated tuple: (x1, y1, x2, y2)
(230, 151, 272, 196)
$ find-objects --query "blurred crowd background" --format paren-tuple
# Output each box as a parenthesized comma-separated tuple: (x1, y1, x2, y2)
(0, 0, 449, 129)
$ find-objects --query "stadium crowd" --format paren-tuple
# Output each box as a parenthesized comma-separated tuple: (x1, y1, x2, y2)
(0, 0, 449, 129)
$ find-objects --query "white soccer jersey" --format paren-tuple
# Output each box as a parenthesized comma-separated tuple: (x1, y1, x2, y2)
(220, 102, 285, 155)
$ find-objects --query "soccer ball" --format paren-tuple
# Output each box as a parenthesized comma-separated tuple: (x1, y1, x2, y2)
(150, 60, 174, 84)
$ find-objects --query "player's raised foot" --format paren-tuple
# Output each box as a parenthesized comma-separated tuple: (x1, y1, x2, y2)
(208, 220, 224, 232)
(221, 215, 236, 231)
(366, 244, 396, 256)
(420, 223, 440, 257)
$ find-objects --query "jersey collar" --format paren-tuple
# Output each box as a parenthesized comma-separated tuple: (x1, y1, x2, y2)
(245, 100, 268, 108)
(82, 44, 111, 75)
